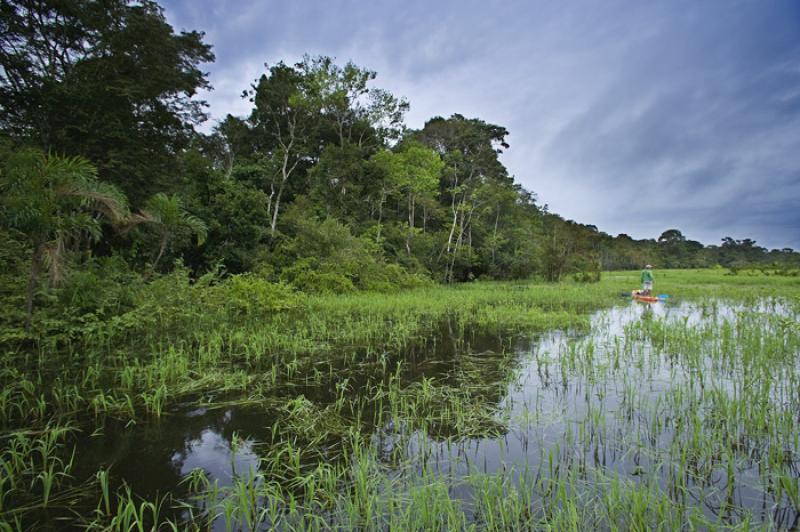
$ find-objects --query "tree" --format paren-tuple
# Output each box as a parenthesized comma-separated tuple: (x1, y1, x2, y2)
(299, 56, 408, 148)
(246, 62, 316, 236)
(202, 179, 271, 273)
(238, 57, 410, 237)
(131, 193, 207, 272)
(0, 149, 128, 329)
(657, 229, 685, 244)
(657, 229, 688, 267)
(415, 114, 512, 282)
(474, 182, 522, 274)
(373, 143, 442, 254)
(0, 0, 214, 202)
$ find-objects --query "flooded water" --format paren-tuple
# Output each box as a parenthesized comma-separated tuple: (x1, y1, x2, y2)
(71, 298, 800, 529)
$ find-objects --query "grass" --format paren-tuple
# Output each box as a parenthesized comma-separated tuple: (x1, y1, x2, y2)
(1, 268, 799, 529)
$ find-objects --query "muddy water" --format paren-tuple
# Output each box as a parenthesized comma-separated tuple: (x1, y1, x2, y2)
(71, 299, 800, 528)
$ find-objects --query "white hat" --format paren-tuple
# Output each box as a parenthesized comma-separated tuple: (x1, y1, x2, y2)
(645, 264, 652, 268)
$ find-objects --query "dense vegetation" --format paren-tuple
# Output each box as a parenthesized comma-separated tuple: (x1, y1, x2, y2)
(2, 1, 798, 343)
(0, 269, 798, 529)
(1, 2, 799, 529)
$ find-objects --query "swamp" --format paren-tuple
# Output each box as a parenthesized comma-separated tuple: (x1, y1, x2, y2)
(2, 269, 799, 530)
(2, 3, 800, 529)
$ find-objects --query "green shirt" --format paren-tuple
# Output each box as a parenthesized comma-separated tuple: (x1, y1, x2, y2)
(641, 269, 654, 283)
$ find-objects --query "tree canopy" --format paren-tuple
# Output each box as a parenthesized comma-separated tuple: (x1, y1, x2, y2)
(0, 0, 214, 202)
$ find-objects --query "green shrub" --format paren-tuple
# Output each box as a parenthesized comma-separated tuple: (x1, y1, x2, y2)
(273, 203, 432, 294)
(214, 274, 302, 317)
(290, 268, 356, 294)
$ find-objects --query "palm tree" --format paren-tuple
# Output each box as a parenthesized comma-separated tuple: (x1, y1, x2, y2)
(0, 150, 129, 330)
(131, 193, 207, 272)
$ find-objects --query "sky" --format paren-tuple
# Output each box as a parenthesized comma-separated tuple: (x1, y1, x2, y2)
(161, 0, 800, 250)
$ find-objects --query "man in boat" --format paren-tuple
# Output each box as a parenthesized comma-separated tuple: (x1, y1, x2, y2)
(640, 264, 654, 296)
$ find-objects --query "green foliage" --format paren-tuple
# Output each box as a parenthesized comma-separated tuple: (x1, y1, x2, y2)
(0, 229, 29, 342)
(1, 5, 800, 527)
(215, 274, 301, 318)
(1, 149, 129, 246)
(96, 265, 300, 344)
(0, 3, 797, 348)
(0, 149, 129, 329)
(131, 192, 207, 271)
(285, 264, 356, 294)
(202, 178, 271, 273)
(0, 0, 215, 202)
(273, 202, 431, 293)
(298, 55, 409, 147)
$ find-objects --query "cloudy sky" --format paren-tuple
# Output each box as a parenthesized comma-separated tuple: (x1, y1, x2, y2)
(161, 0, 800, 250)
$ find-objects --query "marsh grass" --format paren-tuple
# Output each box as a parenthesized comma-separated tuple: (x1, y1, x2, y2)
(1, 269, 799, 529)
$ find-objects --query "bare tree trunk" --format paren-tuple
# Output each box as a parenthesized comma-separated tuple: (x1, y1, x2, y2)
(448, 203, 468, 282)
(224, 151, 234, 178)
(270, 138, 295, 236)
(443, 201, 460, 283)
(270, 182, 285, 236)
(266, 181, 275, 220)
(492, 207, 500, 267)
(406, 194, 415, 255)
(376, 190, 386, 242)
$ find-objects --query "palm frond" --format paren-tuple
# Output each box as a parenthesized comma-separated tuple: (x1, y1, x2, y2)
(121, 211, 157, 233)
(44, 153, 98, 186)
(182, 214, 208, 246)
(56, 181, 129, 222)
(137, 193, 207, 246)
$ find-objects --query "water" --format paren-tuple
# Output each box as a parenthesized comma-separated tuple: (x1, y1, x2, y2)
(70, 298, 800, 529)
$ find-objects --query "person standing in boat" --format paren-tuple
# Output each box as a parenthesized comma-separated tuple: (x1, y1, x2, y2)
(641, 264, 654, 295)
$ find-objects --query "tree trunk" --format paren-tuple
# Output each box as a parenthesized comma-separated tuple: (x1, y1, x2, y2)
(376, 190, 386, 242)
(406, 194, 415, 255)
(448, 203, 468, 283)
(492, 207, 500, 266)
(266, 181, 275, 220)
(270, 130, 298, 237)
(270, 182, 286, 236)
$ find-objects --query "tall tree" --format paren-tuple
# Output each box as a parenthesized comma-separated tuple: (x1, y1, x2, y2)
(246, 62, 315, 236)
(0, 0, 214, 202)
(415, 114, 511, 282)
(372, 143, 442, 254)
(299, 56, 408, 149)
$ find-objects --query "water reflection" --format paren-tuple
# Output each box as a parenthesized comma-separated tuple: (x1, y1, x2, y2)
(72, 298, 798, 529)
(172, 426, 259, 482)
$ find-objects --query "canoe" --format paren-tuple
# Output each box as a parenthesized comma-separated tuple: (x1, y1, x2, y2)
(631, 290, 661, 303)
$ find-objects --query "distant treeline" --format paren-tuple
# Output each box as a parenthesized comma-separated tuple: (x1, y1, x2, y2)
(1, 0, 798, 322)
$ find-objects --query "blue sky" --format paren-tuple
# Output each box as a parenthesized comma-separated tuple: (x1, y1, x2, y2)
(162, 0, 800, 250)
